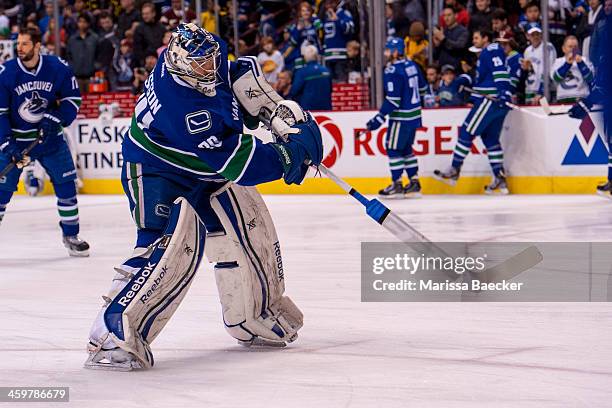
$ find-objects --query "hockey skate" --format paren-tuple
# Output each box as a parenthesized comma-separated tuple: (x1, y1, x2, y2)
(433, 167, 460, 186)
(403, 178, 422, 198)
(84, 342, 142, 371)
(63, 235, 90, 257)
(484, 171, 509, 195)
(596, 181, 612, 199)
(378, 181, 404, 199)
(237, 337, 289, 348)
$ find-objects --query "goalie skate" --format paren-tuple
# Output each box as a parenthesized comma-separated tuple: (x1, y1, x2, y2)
(237, 337, 290, 348)
(84, 343, 142, 371)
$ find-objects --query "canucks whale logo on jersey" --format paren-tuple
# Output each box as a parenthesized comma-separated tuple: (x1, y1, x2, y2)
(18, 91, 49, 123)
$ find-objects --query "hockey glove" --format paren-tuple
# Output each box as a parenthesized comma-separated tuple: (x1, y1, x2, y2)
(39, 111, 62, 140)
(497, 92, 513, 110)
(568, 99, 592, 120)
(1, 141, 31, 168)
(366, 113, 385, 131)
(273, 117, 323, 185)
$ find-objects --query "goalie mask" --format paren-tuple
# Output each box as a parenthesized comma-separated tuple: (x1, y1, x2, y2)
(165, 23, 221, 96)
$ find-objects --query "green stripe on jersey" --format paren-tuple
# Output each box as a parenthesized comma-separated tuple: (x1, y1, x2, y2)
(389, 108, 421, 119)
(219, 134, 254, 181)
(128, 116, 216, 175)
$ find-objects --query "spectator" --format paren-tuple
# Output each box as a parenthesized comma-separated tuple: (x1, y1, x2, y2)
(386, 0, 410, 38)
(438, 0, 469, 28)
(492, 9, 527, 50)
(289, 45, 332, 110)
(117, 0, 140, 39)
(522, 23, 557, 104)
(63, 5, 78, 37)
(161, 0, 196, 30)
(576, 0, 605, 60)
(285, 1, 323, 70)
(157, 30, 171, 56)
(403, 0, 426, 23)
(112, 38, 134, 91)
(469, 0, 495, 32)
(519, 2, 541, 32)
(322, 0, 354, 83)
(96, 11, 119, 82)
(590, 0, 612, 67)
(133, 2, 165, 67)
(548, 0, 572, 53)
(433, 7, 469, 70)
(274, 69, 292, 99)
(496, 32, 524, 100)
(550, 35, 594, 103)
(132, 51, 157, 94)
(0, 5, 10, 39)
(257, 36, 284, 85)
(66, 14, 99, 94)
(438, 64, 468, 106)
(423, 64, 441, 107)
(42, 18, 67, 51)
(259, 7, 276, 40)
(405, 21, 428, 72)
(345, 40, 364, 83)
(200, 0, 218, 34)
(74, 0, 93, 23)
(39, 1, 60, 35)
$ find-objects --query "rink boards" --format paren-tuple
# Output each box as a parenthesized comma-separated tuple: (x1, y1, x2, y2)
(21, 106, 608, 195)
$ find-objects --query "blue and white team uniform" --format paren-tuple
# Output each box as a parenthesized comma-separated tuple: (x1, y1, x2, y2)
(0, 55, 86, 252)
(123, 49, 309, 248)
(447, 42, 512, 182)
(86, 25, 322, 370)
(367, 38, 427, 197)
(322, 2, 354, 81)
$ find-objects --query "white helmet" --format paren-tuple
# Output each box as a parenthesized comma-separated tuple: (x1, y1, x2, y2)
(165, 23, 221, 96)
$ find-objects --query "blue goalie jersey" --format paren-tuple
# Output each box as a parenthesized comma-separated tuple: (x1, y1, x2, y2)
(122, 52, 284, 186)
(0, 55, 81, 147)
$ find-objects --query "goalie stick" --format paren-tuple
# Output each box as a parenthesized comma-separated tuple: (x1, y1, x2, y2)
(316, 164, 543, 284)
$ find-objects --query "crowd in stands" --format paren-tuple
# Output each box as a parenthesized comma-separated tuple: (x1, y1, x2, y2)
(0, 0, 608, 108)
(389, 0, 609, 106)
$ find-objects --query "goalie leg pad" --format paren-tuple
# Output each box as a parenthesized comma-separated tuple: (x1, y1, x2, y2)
(207, 184, 303, 345)
(101, 197, 205, 368)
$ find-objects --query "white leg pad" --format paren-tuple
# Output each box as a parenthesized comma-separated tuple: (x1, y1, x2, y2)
(207, 184, 303, 345)
(89, 197, 205, 369)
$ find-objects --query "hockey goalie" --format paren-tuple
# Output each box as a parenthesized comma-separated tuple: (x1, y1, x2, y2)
(85, 23, 323, 370)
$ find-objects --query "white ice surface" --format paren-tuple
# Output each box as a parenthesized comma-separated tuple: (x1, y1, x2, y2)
(1, 194, 612, 408)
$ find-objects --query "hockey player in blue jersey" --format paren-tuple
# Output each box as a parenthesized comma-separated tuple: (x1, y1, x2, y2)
(365, 37, 427, 199)
(85, 24, 323, 370)
(0, 27, 88, 256)
(495, 31, 523, 100)
(434, 29, 513, 195)
(568, 4, 612, 197)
